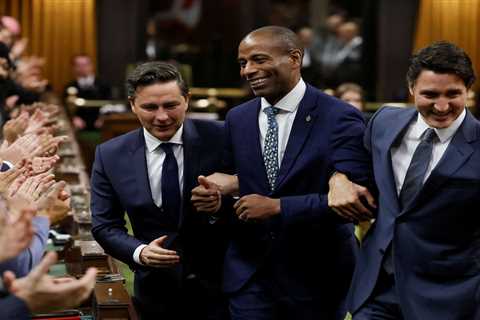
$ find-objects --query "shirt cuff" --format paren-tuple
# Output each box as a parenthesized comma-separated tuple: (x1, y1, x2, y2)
(133, 244, 148, 265)
(2, 161, 13, 171)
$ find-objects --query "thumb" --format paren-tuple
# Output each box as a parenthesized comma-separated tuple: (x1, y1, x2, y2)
(3, 271, 17, 291)
(28, 251, 57, 283)
(152, 235, 168, 247)
(197, 175, 212, 189)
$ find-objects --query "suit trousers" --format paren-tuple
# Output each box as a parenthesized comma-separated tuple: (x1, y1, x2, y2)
(353, 270, 404, 320)
(134, 274, 230, 320)
(229, 271, 335, 320)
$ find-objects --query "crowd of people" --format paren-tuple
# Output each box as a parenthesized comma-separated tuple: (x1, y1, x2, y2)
(0, 16, 97, 319)
(0, 10, 479, 320)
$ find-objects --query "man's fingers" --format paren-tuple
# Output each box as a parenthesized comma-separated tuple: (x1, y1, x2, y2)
(28, 251, 58, 283)
(360, 189, 377, 209)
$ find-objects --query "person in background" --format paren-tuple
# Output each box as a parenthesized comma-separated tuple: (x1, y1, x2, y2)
(335, 82, 365, 112)
(63, 54, 111, 130)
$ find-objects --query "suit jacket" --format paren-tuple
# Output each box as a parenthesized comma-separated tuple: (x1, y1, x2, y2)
(91, 119, 229, 309)
(348, 106, 480, 320)
(63, 77, 112, 129)
(222, 84, 371, 316)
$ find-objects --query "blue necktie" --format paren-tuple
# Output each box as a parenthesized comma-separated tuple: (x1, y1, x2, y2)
(383, 128, 437, 274)
(399, 128, 437, 210)
(160, 143, 181, 223)
(263, 106, 280, 191)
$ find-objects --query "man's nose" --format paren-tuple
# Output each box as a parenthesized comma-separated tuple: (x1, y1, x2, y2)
(241, 62, 257, 79)
(155, 108, 169, 121)
(434, 97, 450, 112)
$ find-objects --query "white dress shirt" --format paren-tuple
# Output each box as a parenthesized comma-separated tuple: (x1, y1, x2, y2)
(133, 125, 184, 264)
(77, 75, 95, 88)
(391, 109, 465, 195)
(259, 79, 306, 166)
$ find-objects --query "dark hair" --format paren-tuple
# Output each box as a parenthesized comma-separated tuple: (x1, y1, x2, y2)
(407, 41, 476, 88)
(126, 61, 188, 99)
(246, 25, 304, 57)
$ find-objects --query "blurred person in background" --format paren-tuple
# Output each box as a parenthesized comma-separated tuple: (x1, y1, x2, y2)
(335, 82, 365, 112)
(63, 54, 111, 130)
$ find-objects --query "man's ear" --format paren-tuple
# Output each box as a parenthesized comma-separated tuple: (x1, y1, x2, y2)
(408, 85, 414, 96)
(289, 49, 303, 68)
(128, 97, 136, 113)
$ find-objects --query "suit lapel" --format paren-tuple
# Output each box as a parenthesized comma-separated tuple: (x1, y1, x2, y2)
(182, 119, 201, 227)
(378, 108, 417, 214)
(130, 129, 154, 205)
(402, 110, 477, 215)
(245, 99, 271, 191)
(275, 86, 317, 190)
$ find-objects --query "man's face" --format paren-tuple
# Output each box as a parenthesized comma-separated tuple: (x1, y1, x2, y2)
(410, 70, 467, 129)
(340, 90, 363, 111)
(130, 81, 188, 141)
(73, 56, 93, 78)
(238, 33, 301, 105)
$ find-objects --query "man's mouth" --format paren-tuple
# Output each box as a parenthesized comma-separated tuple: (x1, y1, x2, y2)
(249, 77, 268, 88)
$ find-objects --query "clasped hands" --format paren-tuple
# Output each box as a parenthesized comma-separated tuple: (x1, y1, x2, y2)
(190, 173, 280, 222)
(328, 172, 377, 223)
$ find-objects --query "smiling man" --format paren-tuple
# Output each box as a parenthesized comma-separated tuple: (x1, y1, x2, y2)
(90, 62, 229, 319)
(196, 26, 371, 320)
(329, 42, 480, 320)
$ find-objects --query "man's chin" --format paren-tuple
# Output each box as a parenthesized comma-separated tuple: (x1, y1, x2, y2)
(149, 127, 176, 141)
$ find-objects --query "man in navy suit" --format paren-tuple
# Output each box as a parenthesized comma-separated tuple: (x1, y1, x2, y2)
(90, 62, 229, 319)
(329, 42, 480, 319)
(193, 26, 371, 320)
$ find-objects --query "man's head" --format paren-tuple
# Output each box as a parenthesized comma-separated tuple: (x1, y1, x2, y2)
(127, 61, 189, 141)
(72, 54, 94, 78)
(238, 26, 303, 105)
(407, 41, 476, 128)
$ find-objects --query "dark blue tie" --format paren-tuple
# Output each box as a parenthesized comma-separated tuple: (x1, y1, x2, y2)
(383, 128, 437, 275)
(399, 128, 437, 210)
(160, 143, 181, 223)
(263, 106, 280, 191)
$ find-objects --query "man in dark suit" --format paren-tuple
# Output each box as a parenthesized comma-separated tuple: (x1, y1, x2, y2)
(193, 26, 371, 320)
(90, 62, 229, 319)
(329, 42, 480, 320)
(63, 54, 111, 130)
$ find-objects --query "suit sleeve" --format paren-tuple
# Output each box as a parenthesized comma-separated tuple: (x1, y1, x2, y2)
(280, 107, 373, 224)
(90, 145, 144, 267)
(0, 295, 31, 320)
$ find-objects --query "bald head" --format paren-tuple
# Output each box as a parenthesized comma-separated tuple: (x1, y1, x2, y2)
(238, 26, 303, 105)
(242, 26, 304, 58)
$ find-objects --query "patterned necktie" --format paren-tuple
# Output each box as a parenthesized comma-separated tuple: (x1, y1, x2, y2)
(399, 128, 437, 209)
(263, 106, 280, 191)
(160, 143, 181, 223)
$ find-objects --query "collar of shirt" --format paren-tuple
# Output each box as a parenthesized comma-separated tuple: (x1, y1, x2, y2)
(260, 78, 306, 113)
(143, 125, 184, 153)
(413, 108, 466, 143)
(77, 75, 95, 87)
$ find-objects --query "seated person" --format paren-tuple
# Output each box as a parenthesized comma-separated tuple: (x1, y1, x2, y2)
(63, 54, 111, 130)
